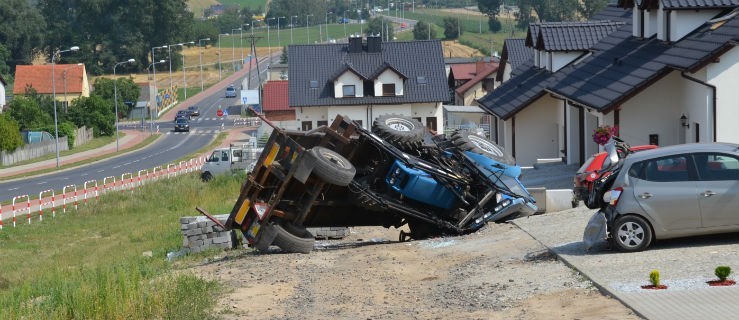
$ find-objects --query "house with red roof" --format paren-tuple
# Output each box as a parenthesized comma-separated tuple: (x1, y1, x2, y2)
(448, 61, 499, 106)
(262, 80, 294, 121)
(13, 64, 89, 110)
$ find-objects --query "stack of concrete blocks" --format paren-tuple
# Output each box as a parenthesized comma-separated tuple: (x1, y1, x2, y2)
(309, 227, 350, 240)
(180, 214, 237, 253)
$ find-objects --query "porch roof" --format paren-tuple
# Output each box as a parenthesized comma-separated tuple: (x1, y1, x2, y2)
(476, 59, 555, 120)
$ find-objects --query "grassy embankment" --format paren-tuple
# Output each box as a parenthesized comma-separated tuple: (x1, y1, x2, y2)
(0, 171, 245, 319)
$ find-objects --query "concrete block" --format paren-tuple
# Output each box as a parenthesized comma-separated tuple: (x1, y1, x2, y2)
(212, 236, 230, 244)
(182, 229, 201, 237)
(179, 217, 197, 224)
(190, 246, 202, 253)
(190, 239, 204, 247)
(545, 189, 575, 213)
(528, 187, 547, 213)
(197, 221, 208, 228)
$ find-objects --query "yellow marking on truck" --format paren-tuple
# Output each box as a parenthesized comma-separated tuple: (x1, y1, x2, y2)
(234, 199, 251, 224)
(264, 144, 280, 166)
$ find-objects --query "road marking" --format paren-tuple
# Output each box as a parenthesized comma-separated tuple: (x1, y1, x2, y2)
(113, 165, 121, 169)
(81, 173, 88, 176)
(8, 187, 19, 191)
(37, 181, 46, 185)
(97, 169, 105, 173)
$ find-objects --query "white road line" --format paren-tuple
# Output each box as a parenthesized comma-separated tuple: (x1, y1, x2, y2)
(113, 165, 121, 169)
(8, 187, 19, 191)
(97, 169, 105, 173)
(36, 181, 46, 185)
(81, 173, 88, 176)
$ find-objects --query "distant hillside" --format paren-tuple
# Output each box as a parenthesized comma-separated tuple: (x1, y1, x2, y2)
(188, 0, 268, 17)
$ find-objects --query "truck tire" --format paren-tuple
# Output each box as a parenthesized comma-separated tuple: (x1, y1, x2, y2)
(309, 147, 356, 186)
(201, 171, 214, 182)
(372, 114, 424, 151)
(272, 223, 315, 254)
(451, 130, 515, 165)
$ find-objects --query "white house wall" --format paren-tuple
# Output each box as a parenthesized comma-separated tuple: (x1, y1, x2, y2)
(334, 72, 364, 98)
(707, 46, 739, 144)
(552, 52, 581, 72)
(0, 82, 6, 108)
(374, 70, 404, 96)
(670, 10, 721, 42)
(297, 103, 442, 131)
(513, 96, 561, 166)
(295, 107, 330, 127)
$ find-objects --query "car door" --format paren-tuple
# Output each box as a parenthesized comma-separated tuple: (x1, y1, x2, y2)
(693, 153, 739, 228)
(631, 154, 700, 231)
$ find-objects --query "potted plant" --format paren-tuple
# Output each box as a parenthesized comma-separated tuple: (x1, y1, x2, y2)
(641, 269, 668, 290)
(592, 125, 619, 146)
(707, 266, 736, 286)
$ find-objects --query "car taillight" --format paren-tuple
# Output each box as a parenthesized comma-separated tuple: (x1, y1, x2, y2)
(608, 187, 623, 206)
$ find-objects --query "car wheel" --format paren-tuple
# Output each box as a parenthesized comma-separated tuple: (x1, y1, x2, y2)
(272, 223, 315, 253)
(451, 130, 514, 165)
(610, 215, 653, 252)
(372, 114, 425, 152)
(308, 146, 356, 186)
(201, 172, 213, 182)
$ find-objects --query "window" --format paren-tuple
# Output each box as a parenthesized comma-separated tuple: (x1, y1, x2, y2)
(417, 76, 428, 84)
(301, 121, 313, 131)
(382, 83, 396, 96)
(694, 153, 739, 181)
(309, 80, 319, 88)
(317, 120, 328, 127)
(342, 85, 356, 97)
(643, 155, 690, 182)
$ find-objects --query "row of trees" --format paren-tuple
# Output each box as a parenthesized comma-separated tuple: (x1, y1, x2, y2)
(478, 0, 609, 32)
(0, 78, 139, 152)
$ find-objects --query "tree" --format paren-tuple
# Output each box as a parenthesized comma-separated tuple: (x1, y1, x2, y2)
(413, 21, 437, 40)
(68, 95, 115, 136)
(478, 0, 502, 19)
(92, 77, 141, 118)
(580, 0, 608, 20)
(280, 46, 288, 63)
(0, 0, 46, 68)
(443, 17, 462, 39)
(6, 94, 53, 131)
(515, 2, 536, 30)
(0, 44, 12, 81)
(519, 0, 581, 22)
(367, 17, 394, 41)
(0, 113, 23, 152)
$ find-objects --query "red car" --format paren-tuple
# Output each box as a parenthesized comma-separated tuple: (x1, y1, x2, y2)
(573, 143, 657, 209)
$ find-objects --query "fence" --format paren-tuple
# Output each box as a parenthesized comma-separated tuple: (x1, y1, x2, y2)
(0, 126, 94, 166)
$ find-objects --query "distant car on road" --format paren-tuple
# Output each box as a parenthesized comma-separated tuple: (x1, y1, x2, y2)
(600, 142, 739, 252)
(187, 105, 200, 117)
(225, 85, 237, 98)
(174, 117, 190, 132)
(176, 110, 191, 120)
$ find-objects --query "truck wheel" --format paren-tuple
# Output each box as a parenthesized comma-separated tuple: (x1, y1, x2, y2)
(451, 130, 514, 165)
(272, 223, 315, 254)
(201, 172, 213, 182)
(309, 147, 356, 186)
(372, 114, 424, 151)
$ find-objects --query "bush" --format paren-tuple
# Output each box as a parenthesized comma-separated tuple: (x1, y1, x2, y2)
(715, 266, 732, 281)
(649, 270, 660, 286)
(0, 114, 24, 152)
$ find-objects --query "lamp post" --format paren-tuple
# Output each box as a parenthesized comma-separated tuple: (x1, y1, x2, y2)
(218, 33, 229, 80)
(291, 15, 298, 44)
(241, 24, 249, 64)
(151, 45, 166, 117)
(167, 43, 187, 89)
(62, 63, 82, 113)
(267, 17, 275, 63)
(277, 16, 285, 47)
(51, 45, 79, 168)
(344, 10, 349, 38)
(113, 58, 135, 152)
(147, 59, 166, 133)
(198, 38, 210, 92)
(307, 14, 313, 43)
(181, 41, 194, 100)
(231, 28, 241, 71)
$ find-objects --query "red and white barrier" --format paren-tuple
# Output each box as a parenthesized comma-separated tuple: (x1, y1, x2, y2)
(137, 169, 148, 189)
(179, 161, 187, 174)
(62, 185, 78, 213)
(84, 180, 99, 204)
(167, 163, 176, 178)
(103, 176, 116, 193)
(152, 166, 162, 181)
(120, 173, 133, 192)
(38, 189, 55, 221)
(0, 205, 3, 229)
(12, 195, 30, 227)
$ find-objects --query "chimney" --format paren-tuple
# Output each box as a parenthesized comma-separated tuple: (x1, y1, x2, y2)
(348, 35, 363, 53)
(367, 35, 382, 53)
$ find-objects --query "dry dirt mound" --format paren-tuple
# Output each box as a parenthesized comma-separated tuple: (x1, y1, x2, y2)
(442, 40, 483, 58)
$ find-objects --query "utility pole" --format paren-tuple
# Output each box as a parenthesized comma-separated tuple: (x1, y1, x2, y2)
(243, 34, 263, 90)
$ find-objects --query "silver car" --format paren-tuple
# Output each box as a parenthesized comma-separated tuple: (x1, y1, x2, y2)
(602, 142, 739, 252)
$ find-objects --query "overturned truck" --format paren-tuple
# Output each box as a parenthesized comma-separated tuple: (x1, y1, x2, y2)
(198, 114, 537, 253)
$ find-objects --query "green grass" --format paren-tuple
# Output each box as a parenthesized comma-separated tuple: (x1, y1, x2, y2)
(217, 23, 369, 49)
(0, 173, 246, 319)
(220, 0, 267, 10)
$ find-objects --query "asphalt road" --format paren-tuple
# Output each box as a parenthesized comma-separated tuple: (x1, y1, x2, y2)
(0, 55, 272, 202)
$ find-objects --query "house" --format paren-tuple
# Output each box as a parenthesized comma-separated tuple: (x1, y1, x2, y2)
(448, 60, 499, 106)
(13, 64, 89, 111)
(495, 39, 534, 83)
(262, 80, 294, 121)
(0, 74, 7, 110)
(268, 63, 288, 81)
(288, 36, 449, 132)
(478, 2, 739, 167)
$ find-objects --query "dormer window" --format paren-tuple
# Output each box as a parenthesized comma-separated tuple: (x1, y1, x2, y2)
(382, 83, 396, 96)
(310, 80, 319, 88)
(342, 85, 356, 97)
(417, 76, 428, 84)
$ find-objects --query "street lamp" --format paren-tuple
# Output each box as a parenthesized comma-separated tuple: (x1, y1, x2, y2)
(181, 41, 195, 100)
(198, 38, 210, 92)
(51, 45, 79, 168)
(291, 15, 298, 44)
(277, 16, 285, 47)
(147, 59, 166, 133)
(267, 17, 275, 63)
(344, 10, 349, 38)
(218, 33, 229, 80)
(231, 28, 241, 71)
(307, 14, 313, 43)
(241, 24, 249, 64)
(151, 45, 167, 118)
(113, 58, 135, 152)
(166, 43, 184, 89)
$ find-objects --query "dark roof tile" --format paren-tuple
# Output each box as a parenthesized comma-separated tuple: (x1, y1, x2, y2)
(535, 21, 625, 51)
(662, 0, 739, 9)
